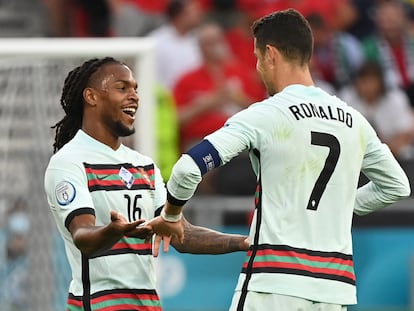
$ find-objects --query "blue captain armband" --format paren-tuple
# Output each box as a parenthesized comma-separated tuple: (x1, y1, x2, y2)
(187, 140, 221, 175)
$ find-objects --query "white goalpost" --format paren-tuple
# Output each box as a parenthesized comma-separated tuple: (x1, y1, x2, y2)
(0, 37, 157, 157)
(0, 37, 157, 311)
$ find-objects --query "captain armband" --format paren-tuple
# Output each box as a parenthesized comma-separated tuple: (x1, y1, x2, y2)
(186, 140, 221, 175)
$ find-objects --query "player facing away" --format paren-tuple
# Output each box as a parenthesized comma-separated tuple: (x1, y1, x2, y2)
(148, 9, 411, 311)
(44, 57, 249, 311)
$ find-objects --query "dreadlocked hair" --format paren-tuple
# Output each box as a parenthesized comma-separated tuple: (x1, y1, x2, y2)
(52, 57, 121, 153)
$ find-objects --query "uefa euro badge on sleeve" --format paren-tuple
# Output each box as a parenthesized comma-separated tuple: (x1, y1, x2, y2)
(119, 166, 134, 189)
(55, 181, 76, 206)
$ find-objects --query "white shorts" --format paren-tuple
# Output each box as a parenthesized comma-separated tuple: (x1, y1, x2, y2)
(229, 291, 347, 311)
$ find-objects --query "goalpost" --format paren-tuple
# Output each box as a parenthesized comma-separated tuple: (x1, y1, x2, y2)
(0, 37, 156, 311)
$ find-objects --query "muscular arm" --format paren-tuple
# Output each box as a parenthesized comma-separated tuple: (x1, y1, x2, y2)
(171, 217, 249, 254)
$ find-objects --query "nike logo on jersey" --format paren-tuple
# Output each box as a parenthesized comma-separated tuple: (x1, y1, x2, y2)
(96, 174, 110, 180)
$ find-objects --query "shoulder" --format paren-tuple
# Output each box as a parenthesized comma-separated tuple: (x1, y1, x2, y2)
(226, 96, 278, 127)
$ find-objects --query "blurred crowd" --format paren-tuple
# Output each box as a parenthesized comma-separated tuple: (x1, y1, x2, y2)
(35, 0, 414, 194)
(0, 198, 30, 311)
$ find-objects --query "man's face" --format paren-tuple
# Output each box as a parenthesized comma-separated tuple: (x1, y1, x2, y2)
(93, 63, 139, 137)
(254, 39, 276, 96)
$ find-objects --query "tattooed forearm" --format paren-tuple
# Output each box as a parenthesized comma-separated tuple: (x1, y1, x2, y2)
(171, 217, 249, 254)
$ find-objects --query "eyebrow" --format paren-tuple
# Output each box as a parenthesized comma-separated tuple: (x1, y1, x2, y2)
(115, 80, 138, 88)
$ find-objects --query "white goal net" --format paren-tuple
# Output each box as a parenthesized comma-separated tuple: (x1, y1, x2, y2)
(0, 38, 156, 311)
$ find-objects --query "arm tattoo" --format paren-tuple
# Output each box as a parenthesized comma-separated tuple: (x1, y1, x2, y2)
(172, 217, 248, 254)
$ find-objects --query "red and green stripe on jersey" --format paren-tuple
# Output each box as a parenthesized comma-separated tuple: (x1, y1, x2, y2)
(242, 244, 355, 285)
(84, 163, 155, 192)
(90, 236, 152, 258)
(67, 289, 161, 311)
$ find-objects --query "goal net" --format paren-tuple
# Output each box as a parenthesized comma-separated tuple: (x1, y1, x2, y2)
(0, 38, 156, 311)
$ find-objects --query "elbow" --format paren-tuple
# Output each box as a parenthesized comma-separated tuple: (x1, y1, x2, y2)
(387, 180, 411, 202)
(398, 174, 411, 198)
(74, 242, 92, 257)
(73, 236, 96, 257)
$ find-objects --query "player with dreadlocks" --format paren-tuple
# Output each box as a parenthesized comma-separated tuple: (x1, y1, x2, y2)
(44, 57, 249, 311)
(52, 57, 117, 153)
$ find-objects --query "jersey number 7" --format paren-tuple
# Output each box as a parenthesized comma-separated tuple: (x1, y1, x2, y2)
(307, 131, 341, 211)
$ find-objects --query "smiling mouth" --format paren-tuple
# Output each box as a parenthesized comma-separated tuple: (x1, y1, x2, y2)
(122, 107, 137, 117)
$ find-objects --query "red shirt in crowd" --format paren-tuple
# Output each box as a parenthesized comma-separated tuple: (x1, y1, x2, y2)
(173, 62, 264, 150)
(120, 0, 211, 13)
(237, 0, 352, 29)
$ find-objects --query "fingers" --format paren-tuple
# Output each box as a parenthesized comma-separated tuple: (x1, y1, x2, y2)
(110, 210, 119, 221)
(135, 219, 147, 226)
(152, 235, 173, 257)
(153, 235, 162, 257)
(163, 235, 172, 253)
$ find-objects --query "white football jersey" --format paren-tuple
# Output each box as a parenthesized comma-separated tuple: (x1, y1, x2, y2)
(201, 84, 409, 305)
(44, 130, 166, 310)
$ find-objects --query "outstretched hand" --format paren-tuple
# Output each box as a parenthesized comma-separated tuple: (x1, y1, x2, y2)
(109, 210, 153, 241)
(146, 216, 184, 257)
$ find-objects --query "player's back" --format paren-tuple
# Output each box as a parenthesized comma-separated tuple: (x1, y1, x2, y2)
(255, 85, 364, 251)
(230, 85, 372, 304)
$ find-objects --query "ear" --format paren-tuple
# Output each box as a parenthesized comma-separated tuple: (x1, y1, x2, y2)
(83, 87, 98, 107)
(265, 44, 278, 66)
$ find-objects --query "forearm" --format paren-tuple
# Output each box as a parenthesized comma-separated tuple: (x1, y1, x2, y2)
(72, 225, 123, 257)
(172, 219, 247, 254)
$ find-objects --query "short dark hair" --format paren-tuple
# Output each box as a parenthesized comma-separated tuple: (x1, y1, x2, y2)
(252, 9, 313, 66)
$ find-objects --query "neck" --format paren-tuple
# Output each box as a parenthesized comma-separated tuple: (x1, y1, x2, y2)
(276, 64, 314, 93)
(82, 121, 121, 150)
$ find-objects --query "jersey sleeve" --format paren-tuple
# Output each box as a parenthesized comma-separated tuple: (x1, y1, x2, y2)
(166, 103, 265, 203)
(354, 118, 411, 215)
(205, 103, 264, 163)
(44, 158, 95, 231)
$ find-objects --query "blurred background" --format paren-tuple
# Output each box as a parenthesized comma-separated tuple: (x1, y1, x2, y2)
(0, 0, 414, 310)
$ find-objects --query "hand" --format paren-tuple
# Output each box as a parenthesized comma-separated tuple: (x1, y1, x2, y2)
(152, 235, 172, 257)
(240, 237, 250, 251)
(110, 211, 153, 240)
(146, 216, 184, 257)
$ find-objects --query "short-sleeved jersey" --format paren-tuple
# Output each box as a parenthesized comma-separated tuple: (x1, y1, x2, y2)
(44, 130, 166, 310)
(200, 85, 409, 305)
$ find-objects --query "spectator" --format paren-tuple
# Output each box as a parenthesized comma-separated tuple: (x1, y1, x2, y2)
(236, 0, 358, 31)
(108, 0, 169, 37)
(362, 0, 414, 106)
(173, 22, 261, 193)
(107, 0, 213, 37)
(148, 0, 205, 89)
(347, 0, 377, 40)
(173, 22, 263, 152)
(339, 61, 414, 159)
(307, 12, 364, 90)
(42, 0, 111, 37)
(225, 9, 267, 99)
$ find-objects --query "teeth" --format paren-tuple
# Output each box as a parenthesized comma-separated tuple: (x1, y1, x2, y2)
(123, 107, 136, 114)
